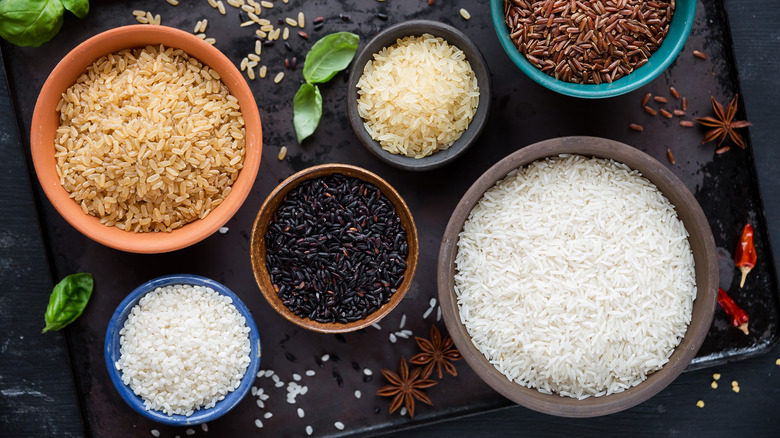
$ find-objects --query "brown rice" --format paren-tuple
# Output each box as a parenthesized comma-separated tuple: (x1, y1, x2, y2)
(55, 45, 246, 233)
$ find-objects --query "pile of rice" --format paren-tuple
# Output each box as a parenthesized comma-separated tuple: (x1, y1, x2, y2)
(454, 155, 696, 399)
(356, 34, 480, 159)
(55, 45, 246, 233)
(115, 284, 251, 416)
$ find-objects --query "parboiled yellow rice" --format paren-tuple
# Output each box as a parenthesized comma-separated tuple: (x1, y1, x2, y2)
(356, 34, 480, 159)
(55, 45, 245, 233)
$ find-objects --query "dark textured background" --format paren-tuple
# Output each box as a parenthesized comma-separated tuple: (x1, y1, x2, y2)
(1, 0, 779, 436)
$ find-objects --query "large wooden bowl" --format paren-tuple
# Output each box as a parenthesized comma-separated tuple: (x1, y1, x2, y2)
(437, 136, 718, 417)
(250, 164, 418, 333)
(31, 25, 262, 253)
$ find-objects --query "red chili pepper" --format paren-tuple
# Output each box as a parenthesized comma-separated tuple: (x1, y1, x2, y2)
(717, 287, 749, 335)
(734, 224, 757, 288)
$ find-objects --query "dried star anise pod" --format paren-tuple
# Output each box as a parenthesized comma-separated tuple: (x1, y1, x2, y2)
(410, 325, 462, 379)
(694, 95, 752, 149)
(376, 357, 437, 418)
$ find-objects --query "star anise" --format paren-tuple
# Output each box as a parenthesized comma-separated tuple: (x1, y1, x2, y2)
(376, 357, 437, 418)
(694, 95, 752, 149)
(409, 325, 462, 379)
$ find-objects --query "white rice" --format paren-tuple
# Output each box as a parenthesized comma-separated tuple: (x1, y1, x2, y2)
(454, 154, 696, 399)
(356, 34, 480, 159)
(116, 284, 252, 416)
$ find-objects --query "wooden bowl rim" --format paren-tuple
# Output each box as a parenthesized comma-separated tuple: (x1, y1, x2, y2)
(250, 163, 419, 333)
(30, 25, 262, 253)
(437, 136, 718, 417)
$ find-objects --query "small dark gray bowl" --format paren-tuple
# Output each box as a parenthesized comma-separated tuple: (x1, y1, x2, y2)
(347, 20, 492, 171)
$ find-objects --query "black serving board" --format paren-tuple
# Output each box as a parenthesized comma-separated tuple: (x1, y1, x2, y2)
(2, 0, 778, 436)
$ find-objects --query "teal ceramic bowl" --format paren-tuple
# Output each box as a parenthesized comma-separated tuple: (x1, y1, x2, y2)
(490, 0, 696, 98)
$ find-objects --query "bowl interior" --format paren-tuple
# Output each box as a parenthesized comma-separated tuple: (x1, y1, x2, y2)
(346, 19, 492, 171)
(490, 0, 696, 98)
(104, 274, 261, 426)
(437, 136, 718, 417)
(250, 164, 419, 333)
(31, 25, 262, 253)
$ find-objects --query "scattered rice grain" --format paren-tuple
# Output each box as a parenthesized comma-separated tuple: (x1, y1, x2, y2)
(274, 71, 285, 83)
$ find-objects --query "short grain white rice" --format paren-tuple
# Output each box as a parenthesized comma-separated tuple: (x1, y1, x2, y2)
(454, 155, 696, 399)
(116, 284, 251, 416)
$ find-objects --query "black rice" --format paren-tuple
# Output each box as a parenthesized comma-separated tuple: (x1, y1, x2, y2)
(265, 173, 409, 324)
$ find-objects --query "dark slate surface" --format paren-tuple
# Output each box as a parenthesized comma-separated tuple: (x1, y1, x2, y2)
(1, 0, 779, 436)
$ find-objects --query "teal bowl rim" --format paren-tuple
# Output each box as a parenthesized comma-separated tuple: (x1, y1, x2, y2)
(490, 0, 696, 99)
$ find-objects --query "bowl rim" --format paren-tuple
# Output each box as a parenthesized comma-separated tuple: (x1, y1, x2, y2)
(30, 25, 262, 253)
(104, 274, 261, 425)
(437, 136, 718, 417)
(489, 0, 697, 98)
(346, 19, 492, 171)
(249, 163, 419, 333)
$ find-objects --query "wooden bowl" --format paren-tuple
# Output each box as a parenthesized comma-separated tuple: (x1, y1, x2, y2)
(346, 20, 491, 171)
(437, 136, 718, 417)
(30, 25, 262, 253)
(250, 164, 418, 333)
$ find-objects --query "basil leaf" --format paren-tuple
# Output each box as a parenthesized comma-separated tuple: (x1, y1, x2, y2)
(0, 0, 65, 47)
(302, 32, 359, 84)
(60, 0, 89, 19)
(293, 83, 323, 143)
(42, 272, 93, 333)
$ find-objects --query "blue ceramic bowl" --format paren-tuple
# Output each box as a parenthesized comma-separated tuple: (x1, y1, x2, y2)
(104, 274, 261, 426)
(490, 0, 696, 98)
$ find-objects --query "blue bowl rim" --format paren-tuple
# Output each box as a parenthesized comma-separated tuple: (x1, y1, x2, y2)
(104, 274, 262, 426)
(490, 0, 696, 99)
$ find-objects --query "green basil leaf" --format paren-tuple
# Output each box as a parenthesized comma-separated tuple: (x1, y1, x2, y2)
(60, 0, 89, 19)
(302, 32, 359, 84)
(0, 0, 65, 47)
(42, 272, 93, 333)
(293, 83, 323, 143)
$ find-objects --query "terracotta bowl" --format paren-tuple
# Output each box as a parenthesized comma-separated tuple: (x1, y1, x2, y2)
(31, 25, 262, 253)
(346, 19, 491, 171)
(250, 164, 418, 333)
(437, 136, 718, 417)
